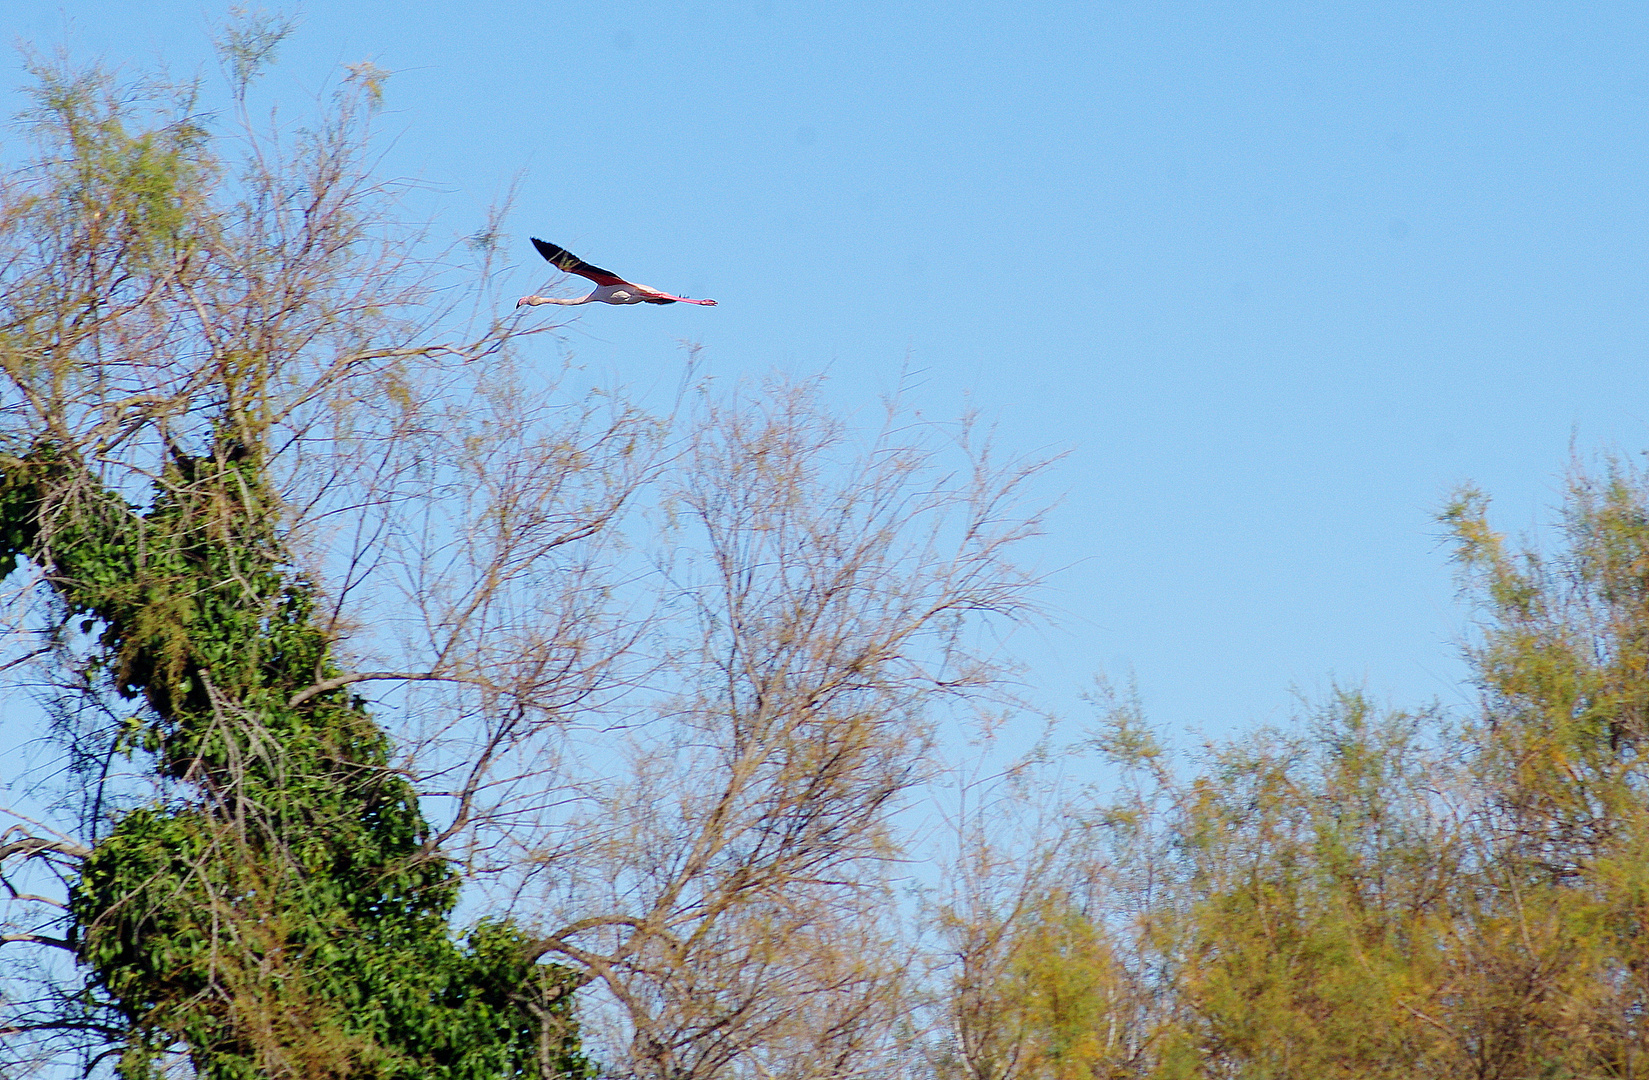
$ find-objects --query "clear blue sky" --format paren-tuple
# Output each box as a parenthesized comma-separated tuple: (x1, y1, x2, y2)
(6, 0, 1647, 741)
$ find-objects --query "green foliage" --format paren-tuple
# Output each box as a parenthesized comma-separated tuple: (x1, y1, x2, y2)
(1, 438, 588, 1080)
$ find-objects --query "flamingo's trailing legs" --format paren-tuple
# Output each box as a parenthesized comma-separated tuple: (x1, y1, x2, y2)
(516, 238, 718, 307)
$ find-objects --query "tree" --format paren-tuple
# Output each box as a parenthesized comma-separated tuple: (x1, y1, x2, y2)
(1157, 696, 1464, 1080)
(0, 27, 626, 1080)
(926, 692, 1154, 1080)
(1439, 461, 1649, 1077)
(918, 456, 1649, 1080)
(511, 380, 1048, 1080)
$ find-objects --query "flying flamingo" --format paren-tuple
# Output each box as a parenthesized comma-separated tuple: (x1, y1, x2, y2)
(516, 238, 718, 308)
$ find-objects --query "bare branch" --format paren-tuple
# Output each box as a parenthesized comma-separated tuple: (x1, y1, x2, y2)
(287, 670, 464, 708)
(1, 933, 75, 951)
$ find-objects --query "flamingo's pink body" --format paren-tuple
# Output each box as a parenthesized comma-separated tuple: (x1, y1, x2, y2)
(517, 238, 717, 308)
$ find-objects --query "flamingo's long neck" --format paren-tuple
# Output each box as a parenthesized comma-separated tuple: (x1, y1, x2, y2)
(524, 293, 594, 306)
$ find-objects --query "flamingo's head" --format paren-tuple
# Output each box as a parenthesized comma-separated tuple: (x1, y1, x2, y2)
(515, 295, 534, 308)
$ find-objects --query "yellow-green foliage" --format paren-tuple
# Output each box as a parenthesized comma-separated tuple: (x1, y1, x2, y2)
(25, 59, 210, 271)
(1163, 703, 1457, 1080)
(977, 472, 1649, 1080)
(1004, 900, 1127, 1080)
(1101, 463, 1649, 1078)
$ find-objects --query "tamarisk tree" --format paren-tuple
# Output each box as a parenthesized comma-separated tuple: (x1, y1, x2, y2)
(0, 28, 615, 1080)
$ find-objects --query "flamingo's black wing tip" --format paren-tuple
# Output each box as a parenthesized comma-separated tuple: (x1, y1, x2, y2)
(530, 237, 568, 262)
(530, 237, 625, 283)
(531, 237, 587, 273)
(643, 297, 677, 305)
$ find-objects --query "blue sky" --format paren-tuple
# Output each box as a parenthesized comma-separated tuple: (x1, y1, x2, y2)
(6, 0, 1648, 741)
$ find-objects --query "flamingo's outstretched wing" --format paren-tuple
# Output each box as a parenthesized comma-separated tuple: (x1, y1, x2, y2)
(531, 238, 626, 286)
